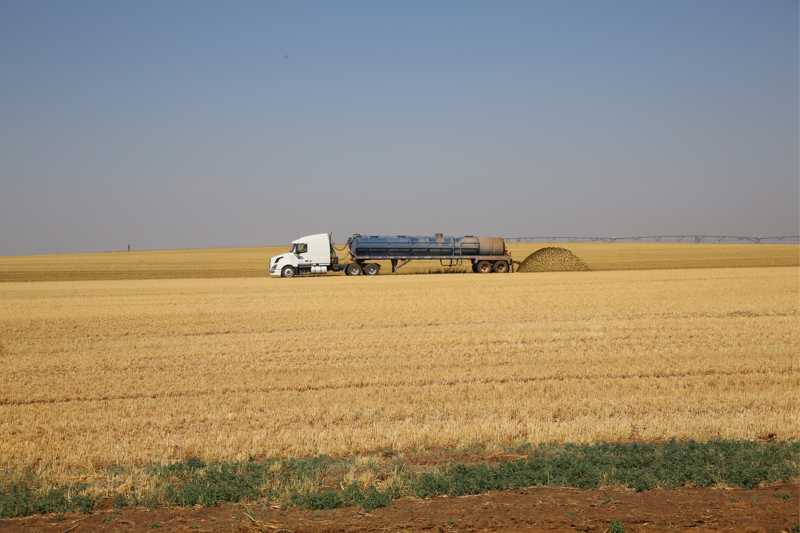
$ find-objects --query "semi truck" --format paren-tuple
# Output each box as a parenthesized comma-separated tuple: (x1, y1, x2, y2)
(269, 233, 512, 277)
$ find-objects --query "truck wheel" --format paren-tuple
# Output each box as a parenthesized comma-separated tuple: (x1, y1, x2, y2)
(476, 261, 492, 274)
(281, 265, 297, 278)
(363, 263, 380, 276)
(493, 261, 509, 273)
(345, 263, 362, 276)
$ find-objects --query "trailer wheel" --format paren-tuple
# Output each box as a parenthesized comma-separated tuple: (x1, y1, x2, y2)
(345, 263, 362, 276)
(363, 263, 380, 276)
(476, 261, 492, 274)
(493, 261, 509, 273)
(281, 265, 297, 278)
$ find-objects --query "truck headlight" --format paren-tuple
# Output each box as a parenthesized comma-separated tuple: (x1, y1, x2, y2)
(269, 256, 282, 272)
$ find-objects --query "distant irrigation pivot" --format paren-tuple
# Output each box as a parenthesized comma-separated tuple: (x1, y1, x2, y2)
(504, 235, 800, 244)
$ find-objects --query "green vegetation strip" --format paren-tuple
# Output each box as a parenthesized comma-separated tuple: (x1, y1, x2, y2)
(2, 440, 799, 518)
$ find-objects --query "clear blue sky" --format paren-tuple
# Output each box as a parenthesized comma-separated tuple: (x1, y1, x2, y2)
(1, 1, 797, 254)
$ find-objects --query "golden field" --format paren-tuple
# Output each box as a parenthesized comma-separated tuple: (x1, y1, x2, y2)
(0, 260, 798, 487)
(0, 241, 797, 281)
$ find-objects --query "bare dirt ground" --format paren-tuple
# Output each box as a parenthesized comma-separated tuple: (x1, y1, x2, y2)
(2, 484, 797, 533)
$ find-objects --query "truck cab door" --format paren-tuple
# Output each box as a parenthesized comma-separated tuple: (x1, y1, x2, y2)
(290, 234, 332, 266)
(294, 243, 313, 265)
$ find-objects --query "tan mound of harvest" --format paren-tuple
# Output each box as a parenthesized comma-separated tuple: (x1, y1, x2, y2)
(517, 247, 590, 272)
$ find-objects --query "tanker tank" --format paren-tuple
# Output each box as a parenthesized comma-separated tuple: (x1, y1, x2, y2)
(347, 234, 506, 259)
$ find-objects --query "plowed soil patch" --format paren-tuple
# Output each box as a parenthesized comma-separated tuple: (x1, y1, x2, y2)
(2, 484, 796, 532)
(518, 246, 590, 272)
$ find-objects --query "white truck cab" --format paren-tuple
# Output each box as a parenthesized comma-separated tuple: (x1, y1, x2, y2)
(269, 233, 335, 277)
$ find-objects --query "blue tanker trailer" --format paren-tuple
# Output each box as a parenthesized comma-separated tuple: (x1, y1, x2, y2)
(268, 233, 511, 277)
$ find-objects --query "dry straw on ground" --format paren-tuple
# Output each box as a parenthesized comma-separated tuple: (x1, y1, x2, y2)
(0, 258, 798, 489)
(517, 247, 590, 272)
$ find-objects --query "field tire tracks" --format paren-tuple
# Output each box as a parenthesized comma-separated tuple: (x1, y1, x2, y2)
(1, 365, 796, 408)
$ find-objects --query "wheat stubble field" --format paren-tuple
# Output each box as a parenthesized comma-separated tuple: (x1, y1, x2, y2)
(0, 243, 800, 532)
(0, 244, 799, 525)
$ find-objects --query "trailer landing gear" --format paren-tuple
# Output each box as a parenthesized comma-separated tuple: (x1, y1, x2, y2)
(391, 259, 410, 273)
